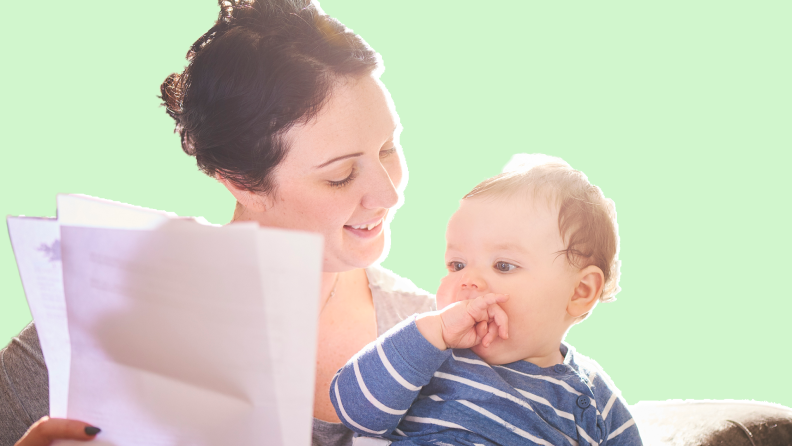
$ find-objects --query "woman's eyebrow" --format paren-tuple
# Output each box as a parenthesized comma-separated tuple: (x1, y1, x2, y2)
(314, 152, 364, 169)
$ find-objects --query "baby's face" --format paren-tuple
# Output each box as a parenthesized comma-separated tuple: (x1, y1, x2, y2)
(440, 194, 578, 366)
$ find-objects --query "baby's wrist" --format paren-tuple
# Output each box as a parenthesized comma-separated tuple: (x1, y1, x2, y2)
(415, 312, 447, 351)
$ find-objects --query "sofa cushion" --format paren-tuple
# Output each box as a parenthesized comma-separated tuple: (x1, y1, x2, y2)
(630, 400, 792, 446)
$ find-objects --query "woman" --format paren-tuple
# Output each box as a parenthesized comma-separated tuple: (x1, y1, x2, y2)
(1, 1, 433, 445)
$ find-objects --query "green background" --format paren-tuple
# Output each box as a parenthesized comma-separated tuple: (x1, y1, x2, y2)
(2, 0, 790, 409)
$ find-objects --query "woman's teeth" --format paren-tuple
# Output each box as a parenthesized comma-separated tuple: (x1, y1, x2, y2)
(348, 220, 381, 230)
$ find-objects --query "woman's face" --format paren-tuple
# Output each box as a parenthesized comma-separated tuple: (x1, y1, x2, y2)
(255, 73, 405, 272)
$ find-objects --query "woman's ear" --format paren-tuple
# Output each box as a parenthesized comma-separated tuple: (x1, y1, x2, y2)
(567, 265, 605, 319)
(215, 173, 273, 212)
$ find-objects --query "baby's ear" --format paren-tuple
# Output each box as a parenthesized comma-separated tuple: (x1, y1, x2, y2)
(567, 265, 605, 319)
(216, 173, 273, 212)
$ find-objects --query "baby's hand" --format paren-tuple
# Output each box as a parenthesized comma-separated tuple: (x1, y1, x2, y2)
(416, 294, 509, 350)
(441, 294, 509, 349)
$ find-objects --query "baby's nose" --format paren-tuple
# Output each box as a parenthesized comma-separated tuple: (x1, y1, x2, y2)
(459, 270, 487, 293)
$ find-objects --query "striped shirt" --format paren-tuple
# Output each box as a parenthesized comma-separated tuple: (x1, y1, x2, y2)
(331, 316, 642, 446)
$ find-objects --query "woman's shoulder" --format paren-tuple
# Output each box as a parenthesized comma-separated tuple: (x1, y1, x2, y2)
(365, 264, 429, 295)
(0, 322, 49, 444)
(365, 265, 436, 335)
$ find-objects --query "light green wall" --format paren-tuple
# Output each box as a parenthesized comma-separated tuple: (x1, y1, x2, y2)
(2, 1, 789, 408)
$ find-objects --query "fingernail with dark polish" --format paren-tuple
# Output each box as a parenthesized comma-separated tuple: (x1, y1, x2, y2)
(84, 426, 101, 436)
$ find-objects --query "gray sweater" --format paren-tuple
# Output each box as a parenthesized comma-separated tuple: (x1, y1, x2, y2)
(0, 266, 434, 446)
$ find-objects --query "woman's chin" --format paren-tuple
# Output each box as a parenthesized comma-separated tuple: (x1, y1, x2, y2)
(327, 232, 386, 271)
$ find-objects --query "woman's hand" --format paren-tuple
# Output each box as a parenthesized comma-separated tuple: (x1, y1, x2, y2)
(416, 293, 509, 350)
(15, 417, 100, 446)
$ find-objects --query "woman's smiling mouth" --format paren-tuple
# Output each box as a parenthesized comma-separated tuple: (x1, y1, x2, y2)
(347, 219, 382, 230)
(344, 215, 386, 238)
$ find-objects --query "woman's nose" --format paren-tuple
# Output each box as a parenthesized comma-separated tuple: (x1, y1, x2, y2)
(360, 163, 400, 210)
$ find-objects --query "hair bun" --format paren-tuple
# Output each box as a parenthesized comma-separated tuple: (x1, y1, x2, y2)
(160, 0, 379, 193)
(219, 0, 254, 23)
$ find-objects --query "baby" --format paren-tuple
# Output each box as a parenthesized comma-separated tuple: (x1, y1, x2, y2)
(331, 154, 643, 446)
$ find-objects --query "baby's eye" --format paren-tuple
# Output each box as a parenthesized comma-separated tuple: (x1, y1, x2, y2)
(447, 261, 465, 272)
(494, 261, 516, 272)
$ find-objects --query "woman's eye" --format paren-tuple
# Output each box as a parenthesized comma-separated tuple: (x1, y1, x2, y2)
(380, 147, 396, 158)
(328, 168, 358, 188)
(494, 261, 516, 272)
(447, 261, 465, 272)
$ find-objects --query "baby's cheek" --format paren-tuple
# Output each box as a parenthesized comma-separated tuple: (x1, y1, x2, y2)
(435, 286, 453, 310)
(435, 274, 463, 309)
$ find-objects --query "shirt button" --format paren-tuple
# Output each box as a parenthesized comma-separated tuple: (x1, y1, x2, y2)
(576, 395, 591, 409)
(553, 364, 566, 373)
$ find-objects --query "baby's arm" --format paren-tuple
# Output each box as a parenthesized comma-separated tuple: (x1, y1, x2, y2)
(601, 395, 643, 446)
(329, 316, 450, 437)
(590, 370, 643, 446)
(330, 294, 509, 437)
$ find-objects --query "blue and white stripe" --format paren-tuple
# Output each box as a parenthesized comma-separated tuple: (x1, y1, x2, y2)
(330, 316, 642, 445)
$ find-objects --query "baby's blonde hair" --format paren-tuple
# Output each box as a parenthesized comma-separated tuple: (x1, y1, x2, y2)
(464, 154, 621, 311)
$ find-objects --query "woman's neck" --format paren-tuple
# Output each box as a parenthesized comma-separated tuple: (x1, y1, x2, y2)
(313, 267, 377, 422)
(229, 200, 362, 315)
(231, 200, 256, 223)
(319, 272, 340, 312)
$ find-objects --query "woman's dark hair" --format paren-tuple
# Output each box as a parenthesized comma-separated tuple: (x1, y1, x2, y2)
(160, 0, 379, 194)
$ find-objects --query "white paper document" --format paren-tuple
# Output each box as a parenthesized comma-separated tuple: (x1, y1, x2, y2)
(7, 195, 323, 446)
(7, 216, 70, 418)
(7, 195, 178, 418)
